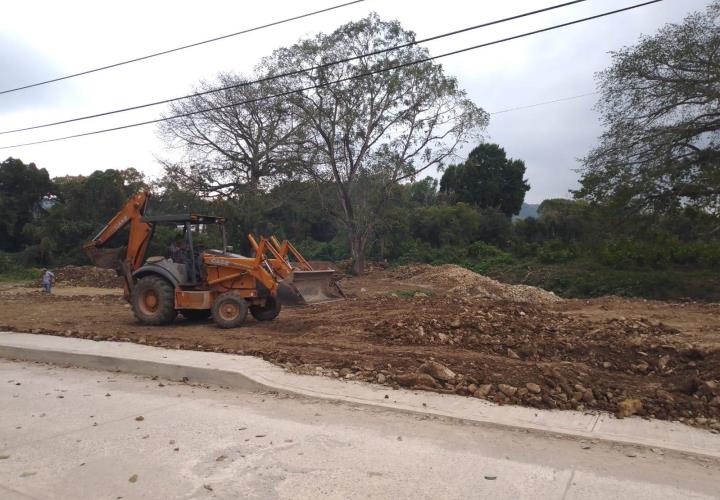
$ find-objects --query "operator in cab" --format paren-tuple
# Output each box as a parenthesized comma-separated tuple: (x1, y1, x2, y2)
(168, 236, 187, 264)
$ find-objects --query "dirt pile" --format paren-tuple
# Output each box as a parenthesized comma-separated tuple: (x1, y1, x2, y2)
(362, 294, 718, 424)
(389, 264, 561, 304)
(47, 266, 123, 288)
(3, 267, 718, 430)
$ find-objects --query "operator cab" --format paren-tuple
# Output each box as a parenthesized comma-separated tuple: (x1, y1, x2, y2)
(140, 214, 233, 286)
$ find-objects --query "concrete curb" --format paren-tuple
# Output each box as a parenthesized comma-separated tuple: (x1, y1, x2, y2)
(1, 331, 719, 460)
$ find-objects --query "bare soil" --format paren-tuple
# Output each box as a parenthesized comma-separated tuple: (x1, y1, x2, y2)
(44, 265, 123, 288)
(1, 264, 719, 430)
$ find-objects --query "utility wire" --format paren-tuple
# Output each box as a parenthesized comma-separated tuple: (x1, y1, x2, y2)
(490, 91, 598, 115)
(0, 0, 662, 150)
(0, 0, 365, 95)
(0, 0, 589, 136)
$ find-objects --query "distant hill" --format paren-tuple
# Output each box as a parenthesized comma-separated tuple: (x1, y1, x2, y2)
(515, 202, 539, 220)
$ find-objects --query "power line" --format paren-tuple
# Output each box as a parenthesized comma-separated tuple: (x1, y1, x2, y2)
(0, 0, 589, 136)
(0, 1, 660, 148)
(0, 0, 365, 96)
(489, 91, 598, 115)
(0, 0, 662, 150)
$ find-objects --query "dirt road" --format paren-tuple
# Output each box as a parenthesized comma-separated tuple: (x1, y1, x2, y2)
(1, 264, 719, 429)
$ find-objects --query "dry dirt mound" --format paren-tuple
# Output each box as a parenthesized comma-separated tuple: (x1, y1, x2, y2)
(363, 294, 719, 423)
(46, 266, 123, 288)
(4, 268, 718, 429)
(389, 264, 560, 304)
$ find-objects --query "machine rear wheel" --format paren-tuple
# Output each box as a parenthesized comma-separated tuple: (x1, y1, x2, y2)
(250, 296, 281, 321)
(212, 292, 249, 329)
(131, 276, 176, 325)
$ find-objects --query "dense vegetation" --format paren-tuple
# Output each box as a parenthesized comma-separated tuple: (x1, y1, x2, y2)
(2, 152, 719, 299)
(1, 4, 718, 300)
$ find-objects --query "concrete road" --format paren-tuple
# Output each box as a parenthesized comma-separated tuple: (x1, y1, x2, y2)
(0, 359, 717, 500)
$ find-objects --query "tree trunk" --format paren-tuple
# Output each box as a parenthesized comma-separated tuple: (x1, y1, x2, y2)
(348, 228, 366, 275)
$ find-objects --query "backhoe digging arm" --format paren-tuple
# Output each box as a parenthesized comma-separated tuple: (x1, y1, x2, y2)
(82, 191, 153, 294)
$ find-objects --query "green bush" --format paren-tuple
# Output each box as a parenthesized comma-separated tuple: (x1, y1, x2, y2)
(0, 251, 40, 282)
(391, 239, 513, 274)
(0, 252, 16, 274)
(295, 236, 351, 262)
(597, 237, 720, 269)
(507, 240, 539, 258)
(487, 259, 720, 301)
(536, 240, 576, 263)
(688, 242, 720, 267)
(467, 241, 507, 259)
(21, 237, 53, 266)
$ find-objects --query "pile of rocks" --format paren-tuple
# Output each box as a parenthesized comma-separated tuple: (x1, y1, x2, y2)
(47, 266, 123, 288)
(390, 264, 561, 305)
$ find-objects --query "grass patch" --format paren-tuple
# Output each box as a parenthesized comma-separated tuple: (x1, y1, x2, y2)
(0, 267, 40, 283)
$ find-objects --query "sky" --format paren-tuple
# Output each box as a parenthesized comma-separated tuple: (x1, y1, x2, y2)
(0, 0, 710, 203)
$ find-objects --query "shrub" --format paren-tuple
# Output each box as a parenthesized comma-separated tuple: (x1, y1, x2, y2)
(0, 251, 40, 282)
(597, 237, 720, 269)
(295, 236, 351, 262)
(536, 240, 576, 263)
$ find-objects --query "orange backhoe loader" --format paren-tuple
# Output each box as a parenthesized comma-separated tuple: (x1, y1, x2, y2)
(82, 192, 286, 328)
(248, 234, 344, 305)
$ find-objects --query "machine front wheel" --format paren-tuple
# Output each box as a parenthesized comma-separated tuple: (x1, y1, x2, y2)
(212, 293, 249, 329)
(250, 296, 281, 321)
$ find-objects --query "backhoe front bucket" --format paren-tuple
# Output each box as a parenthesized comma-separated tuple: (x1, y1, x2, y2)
(277, 280, 307, 306)
(277, 269, 344, 306)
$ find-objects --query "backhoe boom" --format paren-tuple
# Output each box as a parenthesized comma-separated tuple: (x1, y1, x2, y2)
(82, 191, 152, 293)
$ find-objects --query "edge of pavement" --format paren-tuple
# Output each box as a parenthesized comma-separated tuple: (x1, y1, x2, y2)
(1, 330, 718, 459)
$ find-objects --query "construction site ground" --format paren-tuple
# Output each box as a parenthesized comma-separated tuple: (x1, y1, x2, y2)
(1, 264, 719, 431)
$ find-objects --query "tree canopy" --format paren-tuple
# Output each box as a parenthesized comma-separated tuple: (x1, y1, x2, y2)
(577, 1, 720, 214)
(161, 13, 486, 273)
(159, 74, 300, 196)
(440, 143, 530, 217)
(262, 13, 486, 273)
(0, 157, 54, 252)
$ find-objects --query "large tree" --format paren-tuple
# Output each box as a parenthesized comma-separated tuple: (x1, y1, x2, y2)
(440, 143, 529, 217)
(577, 1, 720, 214)
(158, 73, 301, 196)
(261, 14, 486, 273)
(0, 157, 54, 251)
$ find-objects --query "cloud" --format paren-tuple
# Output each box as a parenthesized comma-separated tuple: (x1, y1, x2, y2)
(0, 0, 712, 203)
(0, 33, 73, 113)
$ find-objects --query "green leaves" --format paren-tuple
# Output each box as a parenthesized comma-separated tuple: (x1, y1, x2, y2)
(579, 1, 720, 214)
(439, 143, 530, 217)
(0, 158, 54, 252)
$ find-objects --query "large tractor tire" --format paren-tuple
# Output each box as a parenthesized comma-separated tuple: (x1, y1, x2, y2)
(250, 296, 281, 321)
(180, 309, 212, 321)
(212, 292, 249, 329)
(131, 276, 177, 325)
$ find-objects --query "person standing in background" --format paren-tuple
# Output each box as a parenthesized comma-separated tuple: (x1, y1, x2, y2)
(41, 269, 55, 294)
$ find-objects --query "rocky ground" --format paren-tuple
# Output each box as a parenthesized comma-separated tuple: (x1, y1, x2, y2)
(42, 265, 123, 288)
(1, 264, 719, 430)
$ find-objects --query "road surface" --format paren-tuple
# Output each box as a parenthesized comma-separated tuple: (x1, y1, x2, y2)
(0, 359, 717, 499)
